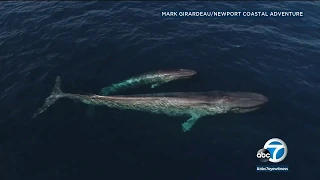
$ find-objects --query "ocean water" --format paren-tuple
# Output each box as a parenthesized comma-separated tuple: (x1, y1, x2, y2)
(0, 1, 319, 179)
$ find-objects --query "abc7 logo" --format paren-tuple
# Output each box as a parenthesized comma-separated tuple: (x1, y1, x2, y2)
(256, 148, 270, 162)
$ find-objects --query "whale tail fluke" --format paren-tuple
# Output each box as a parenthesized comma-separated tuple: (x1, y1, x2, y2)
(99, 86, 113, 96)
(33, 76, 66, 119)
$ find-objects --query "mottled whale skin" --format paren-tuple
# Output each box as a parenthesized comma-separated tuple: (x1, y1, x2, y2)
(99, 69, 197, 96)
(33, 77, 268, 132)
(86, 69, 197, 117)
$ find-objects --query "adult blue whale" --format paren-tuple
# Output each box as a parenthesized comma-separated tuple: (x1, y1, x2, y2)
(33, 77, 268, 132)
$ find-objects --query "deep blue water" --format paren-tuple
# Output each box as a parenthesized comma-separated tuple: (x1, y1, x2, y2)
(1, 1, 320, 180)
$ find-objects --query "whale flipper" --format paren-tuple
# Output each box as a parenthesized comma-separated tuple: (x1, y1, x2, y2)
(181, 115, 201, 132)
(151, 83, 163, 88)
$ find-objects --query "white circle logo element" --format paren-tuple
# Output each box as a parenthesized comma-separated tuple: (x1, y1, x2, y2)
(264, 138, 288, 163)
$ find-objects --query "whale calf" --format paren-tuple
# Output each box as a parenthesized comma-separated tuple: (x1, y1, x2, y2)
(99, 69, 197, 96)
(33, 76, 268, 132)
(87, 69, 197, 117)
